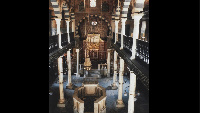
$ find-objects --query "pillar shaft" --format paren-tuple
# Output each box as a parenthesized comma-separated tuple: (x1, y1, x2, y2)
(76, 49, 80, 77)
(128, 71, 136, 113)
(66, 21, 70, 43)
(72, 19, 75, 32)
(112, 20, 115, 33)
(107, 49, 111, 77)
(55, 19, 62, 49)
(113, 51, 118, 86)
(121, 18, 126, 49)
(141, 21, 146, 38)
(131, 15, 142, 59)
(118, 58, 124, 101)
(67, 50, 72, 86)
(115, 20, 119, 44)
(58, 56, 65, 101)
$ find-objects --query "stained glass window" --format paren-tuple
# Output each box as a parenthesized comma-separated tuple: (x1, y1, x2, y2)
(90, 0, 96, 7)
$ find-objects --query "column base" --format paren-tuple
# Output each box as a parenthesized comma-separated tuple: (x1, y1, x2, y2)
(76, 73, 80, 77)
(111, 83, 118, 90)
(66, 83, 77, 90)
(57, 99, 66, 108)
(107, 73, 110, 77)
(130, 56, 135, 60)
(116, 100, 125, 108)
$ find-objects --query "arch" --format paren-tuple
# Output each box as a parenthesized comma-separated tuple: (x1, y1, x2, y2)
(62, 1, 70, 20)
(121, 0, 132, 18)
(50, 0, 62, 19)
(75, 15, 112, 37)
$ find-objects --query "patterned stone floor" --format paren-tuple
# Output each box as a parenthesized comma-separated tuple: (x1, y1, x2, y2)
(49, 74, 149, 113)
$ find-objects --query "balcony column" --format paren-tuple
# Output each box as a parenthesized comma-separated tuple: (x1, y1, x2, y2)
(120, 18, 127, 49)
(57, 56, 65, 107)
(141, 20, 146, 40)
(130, 14, 143, 60)
(107, 49, 111, 77)
(66, 20, 70, 43)
(112, 14, 115, 33)
(76, 49, 80, 77)
(71, 13, 75, 32)
(55, 19, 62, 49)
(112, 50, 118, 89)
(128, 71, 136, 113)
(66, 49, 72, 87)
(114, 20, 119, 44)
(72, 19, 75, 32)
(116, 57, 125, 108)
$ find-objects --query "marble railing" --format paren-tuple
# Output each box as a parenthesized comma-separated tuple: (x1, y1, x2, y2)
(73, 84, 106, 113)
(94, 86, 106, 113)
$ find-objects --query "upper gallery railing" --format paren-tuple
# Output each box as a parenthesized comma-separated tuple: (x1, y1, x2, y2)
(49, 33, 75, 54)
(112, 34, 149, 67)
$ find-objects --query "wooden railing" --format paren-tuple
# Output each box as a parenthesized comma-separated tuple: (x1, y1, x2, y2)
(49, 32, 75, 54)
(111, 43, 149, 90)
(61, 33, 68, 47)
(136, 39, 149, 67)
(49, 32, 75, 63)
(49, 35, 59, 53)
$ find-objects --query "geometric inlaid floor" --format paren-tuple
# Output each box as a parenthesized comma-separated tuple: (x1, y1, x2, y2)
(49, 74, 149, 113)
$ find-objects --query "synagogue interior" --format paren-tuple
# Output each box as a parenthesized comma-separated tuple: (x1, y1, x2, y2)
(49, 0, 149, 112)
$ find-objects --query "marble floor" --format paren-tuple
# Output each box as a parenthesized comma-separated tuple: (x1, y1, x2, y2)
(49, 74, 149, 113)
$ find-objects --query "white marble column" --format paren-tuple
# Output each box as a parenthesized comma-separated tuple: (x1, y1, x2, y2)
(141, 21, 146, 39)
(115, 20, 119, 44)
(130, 14, 143, 60)
(66, 20, 70, 43)
(55, 19, 62, 49)
(112, 51, 118, 88)
(116, 57, 125, 107)
(76, 49, 80, 77)
(128, 71, 136, 113)
(107, 49, 111, 77)
(67, 49, 72, 86)
(57, 56, 65, 107)
(120, 18, 127, 49)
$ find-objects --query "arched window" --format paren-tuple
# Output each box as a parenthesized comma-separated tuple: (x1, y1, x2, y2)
(90, 0, 96, 7)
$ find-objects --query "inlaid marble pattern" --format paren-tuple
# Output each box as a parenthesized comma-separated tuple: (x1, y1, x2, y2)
(49, 74, 149, 113)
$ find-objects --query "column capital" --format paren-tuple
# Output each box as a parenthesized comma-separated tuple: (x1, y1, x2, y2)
(55, 18, 61, 21)
(121, 18, 127, 22)
(115, 20, 120, 23)
(76, 49, 79, 52)
(55, 19, 61, 24)
(131, 13, 143, 20)
(107, 49, 112, 52)
(59, 56, 63, 58)
(65, 20, 70, 23)
(130, 71, 134, 73)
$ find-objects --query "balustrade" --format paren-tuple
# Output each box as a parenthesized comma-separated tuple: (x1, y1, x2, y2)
(116, 34, 121, 47)
(136, 39, 149, 67)
(49, 32, 75, 54)
(49, 35, 59, 53)
(61, 33, 68, 47)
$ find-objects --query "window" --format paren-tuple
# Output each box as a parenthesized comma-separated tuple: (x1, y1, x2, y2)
(90, 0, 96, 7)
